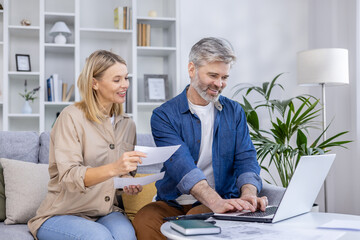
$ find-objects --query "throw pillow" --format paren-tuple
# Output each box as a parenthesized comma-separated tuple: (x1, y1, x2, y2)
(0, 158, 49, 224)
(122, 173, 157, 221)
(0, 163, 5, 221)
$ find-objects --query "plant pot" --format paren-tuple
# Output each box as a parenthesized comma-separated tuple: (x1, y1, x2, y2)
(22, 100, 32, 114)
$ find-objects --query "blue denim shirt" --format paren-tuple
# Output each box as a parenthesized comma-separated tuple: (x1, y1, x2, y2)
(151, 86, 262, 205)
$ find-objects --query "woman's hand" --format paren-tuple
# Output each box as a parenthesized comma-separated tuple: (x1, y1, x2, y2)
(123, 184, 143, 195)
(111, 151, 146, 176)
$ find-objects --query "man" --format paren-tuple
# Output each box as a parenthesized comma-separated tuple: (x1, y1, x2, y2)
(133, 37, 268, 239)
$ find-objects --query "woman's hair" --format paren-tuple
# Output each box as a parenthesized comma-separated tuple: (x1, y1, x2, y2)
(75, 50, 127, 123)
(189, 37, 236, 68)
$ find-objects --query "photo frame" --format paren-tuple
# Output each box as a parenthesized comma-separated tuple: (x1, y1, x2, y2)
(15, 54, 31, 72)
(144, 74, 169, 102)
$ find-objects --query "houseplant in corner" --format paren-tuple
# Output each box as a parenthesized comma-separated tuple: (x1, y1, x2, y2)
(232, 73, 351, 187)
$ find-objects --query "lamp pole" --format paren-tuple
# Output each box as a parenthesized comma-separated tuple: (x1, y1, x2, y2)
(321, 83, 328, 212)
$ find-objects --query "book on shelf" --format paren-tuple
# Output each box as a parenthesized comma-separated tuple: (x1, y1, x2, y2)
(169, 220, 221, 236)
(114, 6, 132, 30)
(46, 74, 73, 102)
(64, 84, 74, 102)
(137, 23, 151, 46)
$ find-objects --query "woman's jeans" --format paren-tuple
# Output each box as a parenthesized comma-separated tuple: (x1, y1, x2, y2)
(37, 212, 136, 240)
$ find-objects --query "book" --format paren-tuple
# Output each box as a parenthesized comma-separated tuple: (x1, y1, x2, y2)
(114, 7, 124, 29)
(64, 84, 74, 102)
(169, 220, 221, 236)
(62, 83, 68, 101)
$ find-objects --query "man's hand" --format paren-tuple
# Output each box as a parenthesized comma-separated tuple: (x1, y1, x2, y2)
(240, 184, 268, 212)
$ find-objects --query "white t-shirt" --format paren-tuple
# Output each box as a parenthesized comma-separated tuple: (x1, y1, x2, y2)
(176, 100, 215, 205)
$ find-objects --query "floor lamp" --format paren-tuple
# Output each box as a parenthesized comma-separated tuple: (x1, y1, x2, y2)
(297, 48, 349, 212)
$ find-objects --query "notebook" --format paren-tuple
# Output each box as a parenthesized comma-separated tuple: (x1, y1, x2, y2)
(213, 154, 336, 223)
(169, 220, 221, 235)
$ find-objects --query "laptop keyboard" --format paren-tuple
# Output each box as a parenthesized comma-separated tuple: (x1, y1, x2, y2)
(240, 206, 278, 217)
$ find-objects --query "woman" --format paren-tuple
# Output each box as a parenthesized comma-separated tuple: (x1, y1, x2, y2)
(28, 50, 145, 240)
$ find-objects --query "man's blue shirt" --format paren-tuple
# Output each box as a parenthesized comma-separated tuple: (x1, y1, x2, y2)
(151, 86, 262, 204)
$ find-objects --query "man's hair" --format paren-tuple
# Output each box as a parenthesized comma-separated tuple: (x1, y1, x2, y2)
(189, 37, 236, 67)
(75, 50, 127, 123)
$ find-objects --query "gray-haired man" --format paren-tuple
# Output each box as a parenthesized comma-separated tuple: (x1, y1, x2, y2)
(133, 37, 268, 240)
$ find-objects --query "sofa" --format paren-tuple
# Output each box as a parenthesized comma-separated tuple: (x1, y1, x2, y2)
(0, 131, 285, 240)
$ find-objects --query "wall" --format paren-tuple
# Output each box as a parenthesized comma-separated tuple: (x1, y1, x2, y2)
(179, 0, 358, 214)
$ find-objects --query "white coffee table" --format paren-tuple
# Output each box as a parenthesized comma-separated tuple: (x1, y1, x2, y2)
(161, 212, 360, 240)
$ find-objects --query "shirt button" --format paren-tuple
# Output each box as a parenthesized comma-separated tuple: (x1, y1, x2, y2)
(197, 140, 200, 143)
(105, 196, 110, 202)
(197, 120, 200, 124)
(109, 144, 115, 149)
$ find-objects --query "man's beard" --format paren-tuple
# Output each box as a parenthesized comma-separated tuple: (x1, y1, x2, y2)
(191, 72, 222, 103)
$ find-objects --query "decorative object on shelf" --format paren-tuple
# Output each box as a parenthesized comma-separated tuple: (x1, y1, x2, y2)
(232, 73, 351, 188)
(19, 80, 40, 114)
(144, 74, 169, 102)
(20, 19, 31, 26)
(148, 10, 157, 17)
(15, 54, 31, 72)
(297, 48, 349, 212)
(49, 21, 72, 44)
(0, 4, 3, 10)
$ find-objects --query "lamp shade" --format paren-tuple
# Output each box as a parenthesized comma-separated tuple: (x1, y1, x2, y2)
(49, 21, 72, 37)
(297, 48, 349, 86)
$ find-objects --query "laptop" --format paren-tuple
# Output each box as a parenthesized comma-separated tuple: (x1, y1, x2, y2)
(213, 154, 336, 223)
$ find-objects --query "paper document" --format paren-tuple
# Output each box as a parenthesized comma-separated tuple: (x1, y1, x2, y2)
(135, 145, 180, 166)
(319, 220, 360, 231)
(114, 172, 165, 189)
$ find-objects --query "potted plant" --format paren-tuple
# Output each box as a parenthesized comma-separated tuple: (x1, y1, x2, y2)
(19, 79, 40, 114)
(232, 73, 351, 187)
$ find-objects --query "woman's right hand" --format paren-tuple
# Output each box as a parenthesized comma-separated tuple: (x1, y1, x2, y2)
(112, 151, 146, 176)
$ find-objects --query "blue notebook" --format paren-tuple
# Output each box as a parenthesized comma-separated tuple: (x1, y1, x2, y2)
(170, 220, 221, 236)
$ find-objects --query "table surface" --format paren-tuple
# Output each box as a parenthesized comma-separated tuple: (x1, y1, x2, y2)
(161, 212, 360, 240)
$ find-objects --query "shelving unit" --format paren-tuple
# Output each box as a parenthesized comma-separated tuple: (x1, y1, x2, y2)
(0, 0, 179, 133)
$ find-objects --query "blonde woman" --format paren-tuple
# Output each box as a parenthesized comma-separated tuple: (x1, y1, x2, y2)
(28, 50, 145, 240)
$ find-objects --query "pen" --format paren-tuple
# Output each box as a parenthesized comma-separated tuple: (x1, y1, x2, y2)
(163, 212, 214, 221)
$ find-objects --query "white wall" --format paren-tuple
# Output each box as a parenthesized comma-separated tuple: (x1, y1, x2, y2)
(179, 0, 358, 214)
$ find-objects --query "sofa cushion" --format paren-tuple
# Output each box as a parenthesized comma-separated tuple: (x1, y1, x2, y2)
(39, 132, 50, 164)
(0, 158, 49, 224)
(0, 131, 39, 163)
(0, 222, 33, 240)
(0, 164, 5, 221)
(122, 173, 157, 221)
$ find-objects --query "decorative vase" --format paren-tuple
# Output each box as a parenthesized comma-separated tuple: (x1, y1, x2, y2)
(22, 100, 32, 114)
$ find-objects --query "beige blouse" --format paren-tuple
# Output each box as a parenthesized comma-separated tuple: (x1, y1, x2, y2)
(28, 105, 136, 239)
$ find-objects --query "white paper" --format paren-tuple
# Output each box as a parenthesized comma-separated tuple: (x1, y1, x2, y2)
(202, 222, 345, 240)
(135, 145, 180, 166)
(319, 220, 360, 231)
(114, 172, 165, 189)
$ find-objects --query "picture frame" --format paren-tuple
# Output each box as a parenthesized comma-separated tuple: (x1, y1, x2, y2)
(144, 74, 169, 102)
(15, 54, 31, 72)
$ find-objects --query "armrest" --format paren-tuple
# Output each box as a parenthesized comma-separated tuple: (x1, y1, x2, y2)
(258, 181, 285, 206)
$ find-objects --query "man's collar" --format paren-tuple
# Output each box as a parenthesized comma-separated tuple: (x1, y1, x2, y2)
(179, 85, 223, 113)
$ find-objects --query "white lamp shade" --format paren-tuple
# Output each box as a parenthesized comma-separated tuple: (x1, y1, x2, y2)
(297, 48, 349, 86)
(49, 21, 72, 37)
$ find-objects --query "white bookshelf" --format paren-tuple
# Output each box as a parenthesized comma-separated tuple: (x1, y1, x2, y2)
(0, 0, 179, 133)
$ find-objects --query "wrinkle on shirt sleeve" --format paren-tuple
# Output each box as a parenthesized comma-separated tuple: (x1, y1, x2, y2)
(176, 168, 206, 194)
(236, 172, 263, 194)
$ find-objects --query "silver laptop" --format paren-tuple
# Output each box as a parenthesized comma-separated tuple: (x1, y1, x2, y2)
(213, 154, 336, 223)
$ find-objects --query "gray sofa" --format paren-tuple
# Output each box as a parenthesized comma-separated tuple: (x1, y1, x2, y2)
(0, 131, 285, 240)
